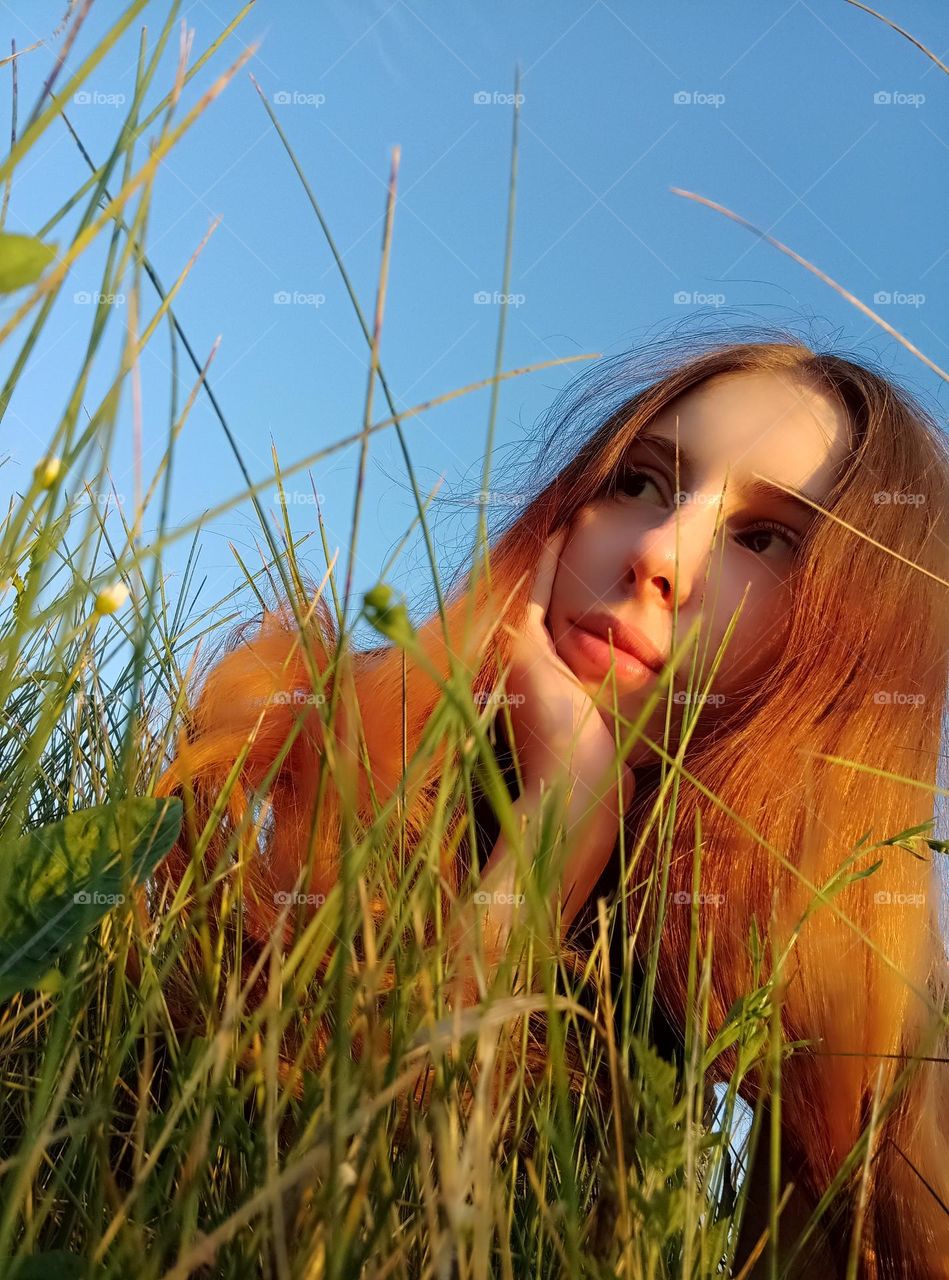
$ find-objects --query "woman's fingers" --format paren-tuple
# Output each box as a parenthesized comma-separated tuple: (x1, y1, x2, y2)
(509, 530, 566, 670)
(527, 528, 567, 627)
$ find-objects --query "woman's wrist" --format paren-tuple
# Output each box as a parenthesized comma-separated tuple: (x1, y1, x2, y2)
(494, 751, 633, 934)
(520, 726, 632, 797)
(445, 748, 634, 1009)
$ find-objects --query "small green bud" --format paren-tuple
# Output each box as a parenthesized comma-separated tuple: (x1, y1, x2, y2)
(363, 581, 415, 648)
(363, 582, 394, 612)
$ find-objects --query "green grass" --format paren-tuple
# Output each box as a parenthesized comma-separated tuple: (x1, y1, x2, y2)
(0, 5, 945, 1278)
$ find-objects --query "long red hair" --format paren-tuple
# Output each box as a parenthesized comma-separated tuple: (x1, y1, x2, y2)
(153, 332, 949, 1278)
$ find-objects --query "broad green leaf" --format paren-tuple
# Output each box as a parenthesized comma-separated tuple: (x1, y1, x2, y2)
(0, 231, 57, 292)
(0, 796, 182, 1001)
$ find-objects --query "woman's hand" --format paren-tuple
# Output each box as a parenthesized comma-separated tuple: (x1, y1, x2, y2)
(447, 529, 636, 1007)
(489, 528, 636, 931)
(503, 528, 629, 796)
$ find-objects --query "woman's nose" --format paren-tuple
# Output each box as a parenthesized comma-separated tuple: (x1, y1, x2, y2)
(621, 499, 722, 609)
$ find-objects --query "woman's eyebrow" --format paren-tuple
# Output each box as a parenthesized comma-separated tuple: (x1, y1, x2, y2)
(634, 432, 823, 522)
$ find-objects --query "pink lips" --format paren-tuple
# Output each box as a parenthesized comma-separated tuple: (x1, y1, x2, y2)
(569, 611, 666, 681)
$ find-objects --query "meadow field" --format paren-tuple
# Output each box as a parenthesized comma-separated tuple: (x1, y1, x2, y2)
(0, 4, 946, 1278)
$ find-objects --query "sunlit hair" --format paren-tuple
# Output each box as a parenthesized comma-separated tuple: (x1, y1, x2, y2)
(154, 327, 949, 1278)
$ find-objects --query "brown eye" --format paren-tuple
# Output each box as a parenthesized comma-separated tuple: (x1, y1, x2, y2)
(612, 467, 666, 506)
(734, 520, 800, 557)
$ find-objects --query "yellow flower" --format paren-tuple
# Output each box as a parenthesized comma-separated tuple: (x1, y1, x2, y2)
(33, 455, 61, 488)
(94, 582, 129, 615)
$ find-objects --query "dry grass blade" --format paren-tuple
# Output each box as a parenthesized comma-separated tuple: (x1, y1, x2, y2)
(670, 186, 949, 383)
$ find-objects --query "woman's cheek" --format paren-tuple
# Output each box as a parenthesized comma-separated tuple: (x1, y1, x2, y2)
(717, 582, 793, 690)
(552, 526, 603, 612)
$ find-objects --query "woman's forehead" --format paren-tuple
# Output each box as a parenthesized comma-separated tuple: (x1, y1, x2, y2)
(641, 372, 851, 493)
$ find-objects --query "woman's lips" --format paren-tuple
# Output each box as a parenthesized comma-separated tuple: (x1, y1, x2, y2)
(566, 621, 660, 685)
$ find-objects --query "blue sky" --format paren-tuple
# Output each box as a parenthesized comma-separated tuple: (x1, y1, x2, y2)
(1, 0, 946, 651)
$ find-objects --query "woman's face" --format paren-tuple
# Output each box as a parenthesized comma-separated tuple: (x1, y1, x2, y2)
(545, 370, 852, 765)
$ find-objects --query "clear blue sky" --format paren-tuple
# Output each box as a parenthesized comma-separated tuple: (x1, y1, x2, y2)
(1, 0, 946, 648)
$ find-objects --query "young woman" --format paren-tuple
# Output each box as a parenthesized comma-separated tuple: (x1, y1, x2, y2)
(155, 332, 949, 1278)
